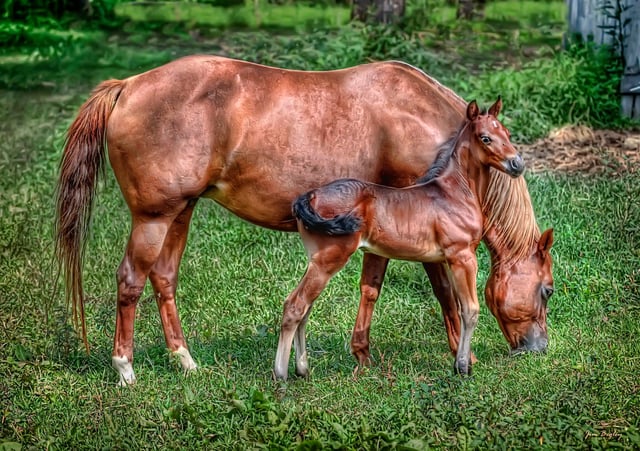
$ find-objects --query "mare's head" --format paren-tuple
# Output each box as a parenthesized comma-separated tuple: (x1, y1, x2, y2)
(481, 170, 555, 354)
(465, 98, 525, 178)
(485, 228, 554, 353)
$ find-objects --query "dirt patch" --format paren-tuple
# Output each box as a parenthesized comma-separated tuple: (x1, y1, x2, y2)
(521, 125, 640, 176)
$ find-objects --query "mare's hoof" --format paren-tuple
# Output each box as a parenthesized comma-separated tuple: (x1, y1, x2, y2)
(112, 355, 136, 387)
(172, 346, 198, 372)
(352, 348, 373, 368)
(453, 360, 473, 377)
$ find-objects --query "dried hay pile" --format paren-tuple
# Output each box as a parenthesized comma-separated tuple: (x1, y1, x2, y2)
(521, 125, 640, 175)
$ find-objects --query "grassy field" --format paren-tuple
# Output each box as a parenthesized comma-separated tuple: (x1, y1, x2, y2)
(1, 1, 640, 449)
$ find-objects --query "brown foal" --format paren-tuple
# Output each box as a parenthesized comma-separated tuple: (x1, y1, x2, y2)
(275, 99, 525, 380)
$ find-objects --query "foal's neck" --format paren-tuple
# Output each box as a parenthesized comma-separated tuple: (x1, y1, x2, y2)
(448, 137, 492, 207)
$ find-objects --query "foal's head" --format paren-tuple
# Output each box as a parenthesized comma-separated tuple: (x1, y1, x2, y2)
(465, 98, 524, 178)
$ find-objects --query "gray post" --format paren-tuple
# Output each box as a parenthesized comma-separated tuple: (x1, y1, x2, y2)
(567, 0, 640, 119)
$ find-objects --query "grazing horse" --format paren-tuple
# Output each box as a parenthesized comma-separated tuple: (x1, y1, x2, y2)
(55, 56, 554, 385)
(275, 99, 524, 379)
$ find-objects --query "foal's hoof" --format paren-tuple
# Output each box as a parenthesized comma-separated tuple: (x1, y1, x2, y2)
(295, 366, 310, 378)
(273, 368, 288, 382)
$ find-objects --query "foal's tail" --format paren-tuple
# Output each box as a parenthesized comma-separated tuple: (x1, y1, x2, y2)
(293, 189, 362, 236)
(55, 79, 125, 352)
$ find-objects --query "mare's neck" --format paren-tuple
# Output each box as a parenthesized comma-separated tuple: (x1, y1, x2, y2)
(480, 172, 542, 266)
(483, 224, 516, 267)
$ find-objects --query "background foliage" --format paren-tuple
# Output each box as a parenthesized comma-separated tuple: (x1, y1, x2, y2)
(1, 0, 639, 449)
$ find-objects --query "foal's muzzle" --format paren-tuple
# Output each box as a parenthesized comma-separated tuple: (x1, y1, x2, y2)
(503, 154, 525, 177)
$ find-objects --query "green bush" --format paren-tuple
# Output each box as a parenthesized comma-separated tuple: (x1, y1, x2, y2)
(2, 0, 121, 20)
(456, 44, 628, 142)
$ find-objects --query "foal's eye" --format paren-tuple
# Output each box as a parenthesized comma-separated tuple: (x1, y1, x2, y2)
(480, 135, 492, 144)
(541, 285, 554, 301)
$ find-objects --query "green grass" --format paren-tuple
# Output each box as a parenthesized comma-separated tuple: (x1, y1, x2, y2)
(1, 1, 640, 448)
(1, 87, 639, 448)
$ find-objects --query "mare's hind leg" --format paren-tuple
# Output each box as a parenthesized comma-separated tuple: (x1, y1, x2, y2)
(148, 200, 198, 373)
(423, 262, 477, 364)
(350, 253, 389, 366)
(112, 207, 186, 386)
(274, 234, 358, 381)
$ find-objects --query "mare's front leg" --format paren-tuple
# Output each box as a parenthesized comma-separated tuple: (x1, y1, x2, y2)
(350, 253, 389, 366)
(423, 262, 477, 364)
(113, 213, 180, 386)
(148, 201, 198, 373)
(446, 249, 480, 376)
(275, 234, 357, 381)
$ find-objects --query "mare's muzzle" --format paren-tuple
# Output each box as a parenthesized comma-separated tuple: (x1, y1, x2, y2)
(511, 327, 548, 355)
(504, 154, 525, 177)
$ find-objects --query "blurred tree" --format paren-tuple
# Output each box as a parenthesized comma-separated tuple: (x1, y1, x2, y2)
(352, 0, 405, 24)
(456, 0, 486, 19)
(3, 0, 92, 20)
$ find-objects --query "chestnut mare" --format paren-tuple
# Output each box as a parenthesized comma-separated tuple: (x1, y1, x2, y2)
(55, 56, 554, 385)
(276, 99, 523, 379)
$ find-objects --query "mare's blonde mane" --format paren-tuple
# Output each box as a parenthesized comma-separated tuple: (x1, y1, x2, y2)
(482, 170, 540, 262)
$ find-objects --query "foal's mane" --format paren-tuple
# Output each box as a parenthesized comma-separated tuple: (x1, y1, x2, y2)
(414, 119, 469, 185)
(414, 114, 540, 263)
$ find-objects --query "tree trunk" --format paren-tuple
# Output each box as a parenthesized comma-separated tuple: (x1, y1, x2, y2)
(352, 0, 406, 24)
(456, 0, 487, 20)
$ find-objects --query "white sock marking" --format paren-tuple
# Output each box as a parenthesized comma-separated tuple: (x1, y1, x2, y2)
(112, 355, 136, 387)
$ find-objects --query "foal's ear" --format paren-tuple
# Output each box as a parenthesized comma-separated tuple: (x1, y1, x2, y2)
(488, 96, 503, 117)
(466, 100, 479, 121)
(538, 228, 554, 254)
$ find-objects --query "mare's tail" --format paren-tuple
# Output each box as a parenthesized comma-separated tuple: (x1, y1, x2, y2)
(293, 191, 362, 236)
(54, 79, 125, 351)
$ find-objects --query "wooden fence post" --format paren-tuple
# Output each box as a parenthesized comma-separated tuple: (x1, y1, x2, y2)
(567, 0, 640, 119)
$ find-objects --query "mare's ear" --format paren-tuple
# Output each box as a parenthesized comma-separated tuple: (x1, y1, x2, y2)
(466, 100, 479, 121)
(538, 228, 554, 254)
(488, 96, 502, 117)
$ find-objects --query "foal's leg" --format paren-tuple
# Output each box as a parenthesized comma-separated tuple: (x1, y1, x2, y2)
(274, 263, 334, 381)
(447, 250, 480, 376)
(423, 262, 477, 364)
(293, 307, 313, 377)
(113, 212, 180, 386)
(350, 253, 389, 366)
(148, 200, 198, 373)
(275, 235, 357, 381)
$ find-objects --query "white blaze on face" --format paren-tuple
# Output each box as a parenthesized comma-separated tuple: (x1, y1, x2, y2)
(492, 120, 498, 129)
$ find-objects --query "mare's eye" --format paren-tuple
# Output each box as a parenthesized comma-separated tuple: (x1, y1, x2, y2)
(541, 285, 554, 301)
(481, 135, 491, 144)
